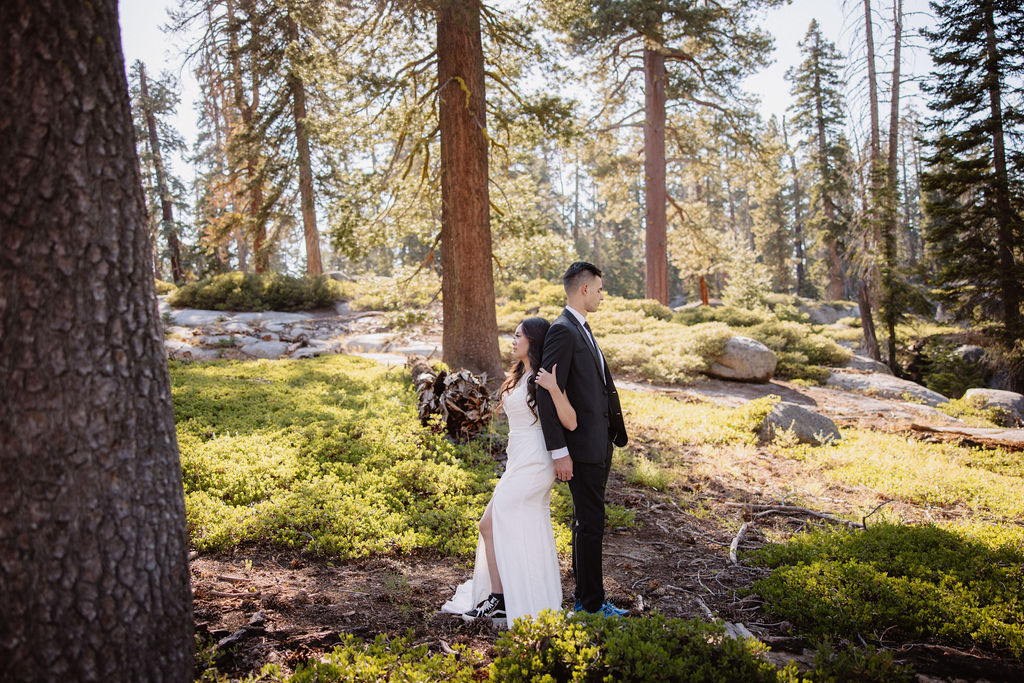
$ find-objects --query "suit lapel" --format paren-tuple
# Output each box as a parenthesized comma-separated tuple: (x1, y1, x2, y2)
(563, 308, 605, 383)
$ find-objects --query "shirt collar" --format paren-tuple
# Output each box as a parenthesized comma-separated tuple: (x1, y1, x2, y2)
(565, 305, 588, 327)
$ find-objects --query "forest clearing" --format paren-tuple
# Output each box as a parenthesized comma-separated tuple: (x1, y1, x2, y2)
(3, 0, 1024, 681)
(162, 279, 1024, 682)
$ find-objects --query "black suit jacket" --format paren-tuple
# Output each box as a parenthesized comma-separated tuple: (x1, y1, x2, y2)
(537, 308, 628, 463)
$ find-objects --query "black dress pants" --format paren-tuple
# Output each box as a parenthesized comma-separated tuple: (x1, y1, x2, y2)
(568, 441, 614, 612)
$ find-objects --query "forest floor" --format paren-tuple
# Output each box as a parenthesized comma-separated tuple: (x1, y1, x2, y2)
(174, 303, 1024, 681)
(190, 368, 1024, 682)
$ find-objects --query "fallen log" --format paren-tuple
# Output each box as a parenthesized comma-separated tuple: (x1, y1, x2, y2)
(906, 423, 1024, 450)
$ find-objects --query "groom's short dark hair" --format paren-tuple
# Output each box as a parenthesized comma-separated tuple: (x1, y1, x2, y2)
(563, 261, 602, 293)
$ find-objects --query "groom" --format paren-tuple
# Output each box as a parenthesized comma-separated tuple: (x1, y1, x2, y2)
(537, 261, 629, 616)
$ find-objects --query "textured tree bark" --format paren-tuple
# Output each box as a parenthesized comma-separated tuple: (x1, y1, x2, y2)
(437, 0, 503, 382)
(883, 0, 903, 374)
(860, 0, 882, 360)
(782, 117, 806, 297)
(138, 63, 184, 284)
(811, 36, 844, 301)
(285, 15, 322, 276)
(0, 1, 194, 680)
(643, 39, 669, 305)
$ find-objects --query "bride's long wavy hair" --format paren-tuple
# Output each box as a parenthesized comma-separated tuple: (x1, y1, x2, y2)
(498, 317, 550, 419)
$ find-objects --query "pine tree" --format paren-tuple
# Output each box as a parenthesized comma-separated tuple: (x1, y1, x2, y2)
(2, 1, 193, 677)
(751, 117, 793, 293)
(551, 0, 780, 304)
(129, 61, 187, 283)
(921, 0, 1024, 340)
(172, 0, 327, 275)
(786, 20, 853, 301)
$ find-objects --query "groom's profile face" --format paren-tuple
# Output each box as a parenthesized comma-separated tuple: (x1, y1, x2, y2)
(580, 276, 604, 313)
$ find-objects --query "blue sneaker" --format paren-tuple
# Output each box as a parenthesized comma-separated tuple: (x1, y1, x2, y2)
(597, 601, 628, 617)
(574, 600, 628, 617)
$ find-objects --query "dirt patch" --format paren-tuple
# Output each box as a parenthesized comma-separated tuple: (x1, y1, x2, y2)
(192, 465, 1022, 681)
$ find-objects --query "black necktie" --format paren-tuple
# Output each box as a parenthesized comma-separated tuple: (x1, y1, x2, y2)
(583, 321, 606, 381)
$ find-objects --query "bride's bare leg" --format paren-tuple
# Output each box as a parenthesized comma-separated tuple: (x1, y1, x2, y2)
(479, 504, 503, 593)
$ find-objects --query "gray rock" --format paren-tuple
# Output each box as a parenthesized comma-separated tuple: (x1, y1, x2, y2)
(962, 388, 1024, 427)
(342, 333, 395, 352)
(171, 309, 230, 326)
(194, 334, 241, 347)
(842, 354, 892, 375)
(759, 402, 841, 445)
(953, 345, 985, 364)
(796, 300, 859, 325)
(707, 336, 777, 383)
(164, 325, 195, 339)
(826, 370, 948, 406)
(239, 340, 290, 359)
(164, 339, 223, 360)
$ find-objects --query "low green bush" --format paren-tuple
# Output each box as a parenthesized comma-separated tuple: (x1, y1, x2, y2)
(168, 272, 340, 312)
(154, 278, 177, 295)
(674, 305, 771, 328)
(348, 270, 441, 311)
(292, 632, 481, 682)
(916, 338, 988, 399)
(938, 395, 1010, 427)
(623, 392, 779, 449)
(491, 611, 793, 682)
(746, 319, 852, 381)
(750, 522, 1024, 657)
(199, 613, 910, 682)
(172, 356, 501, 557)
(806, 642, 914, 683)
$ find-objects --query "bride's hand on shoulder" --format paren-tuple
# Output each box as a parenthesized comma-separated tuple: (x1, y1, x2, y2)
(536, 364, 558, 391)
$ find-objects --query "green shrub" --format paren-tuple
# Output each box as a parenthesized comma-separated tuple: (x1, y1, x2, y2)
(938, 395, 1010, 427)
(751, 522, 1024, 657)
(917, 338, 987, 399)
(745, 319, 852, 380)
(622, 392, 779, 449)
(491, 611, 790, 682)
(772, 303, 811, 324)
(289, 632, 481, 682)
(168, 272, 340, 312)
(172, 356, 503, 558)
(627, 455, 671, 491)
(154, 278, 177, 295)
(674, 305, 771, 327)
(807, 642, 914, 683)
(348, 270, 441, 311)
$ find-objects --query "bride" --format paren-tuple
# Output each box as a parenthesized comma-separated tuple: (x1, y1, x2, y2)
(441, 317, 577, 625)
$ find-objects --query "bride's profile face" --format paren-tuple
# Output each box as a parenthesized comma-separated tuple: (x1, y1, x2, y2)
(511, 323, 529, 361)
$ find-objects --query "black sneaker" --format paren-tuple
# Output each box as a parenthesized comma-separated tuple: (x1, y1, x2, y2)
(462, 593, 506, 623)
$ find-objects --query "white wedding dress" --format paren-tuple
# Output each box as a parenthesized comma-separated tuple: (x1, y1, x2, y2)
(441, 376, 562, 624)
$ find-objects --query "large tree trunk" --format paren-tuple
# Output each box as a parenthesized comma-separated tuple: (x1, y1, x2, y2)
(782, 117, 806, 296)
(227, 0, 267, 273)
(643, 38, 669, 304)
(437, 0, 502, 382)
(861, 0, 882, 360)
(285, 15, 322, 276)
(983, 4, 1023, 338)
(137, 63, 184, 284)
(812, 35, 844, 301)
(0, 1, 194, 679)
(882, 0, 903, 374)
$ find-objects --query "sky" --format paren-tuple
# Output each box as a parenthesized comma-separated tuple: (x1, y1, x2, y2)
(118, 0, 936, 175)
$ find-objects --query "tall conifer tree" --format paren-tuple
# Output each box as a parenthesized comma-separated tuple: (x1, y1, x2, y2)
(921, 0, 1024, 340)
(786, 20, 853, 301)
